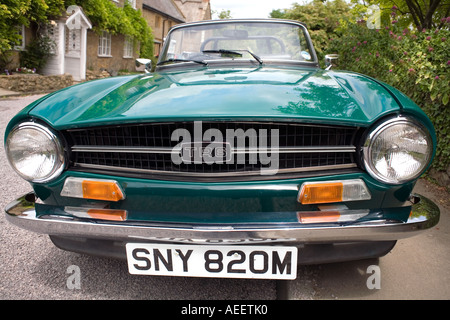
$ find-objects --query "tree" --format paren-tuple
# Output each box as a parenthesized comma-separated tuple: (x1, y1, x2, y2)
(212, 9, 232, 19)
(269, 9, 287, 19)
(271, 0, 354, 63)
(353, 0, 450, 31)
(0, 0, 65, 55)
(392, 0, 448, 30)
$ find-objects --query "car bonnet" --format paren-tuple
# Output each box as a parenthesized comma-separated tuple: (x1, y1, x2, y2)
(27, 66, 401, 129)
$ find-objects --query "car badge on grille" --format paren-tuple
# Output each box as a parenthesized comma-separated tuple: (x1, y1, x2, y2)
(180, 141, 232, 164)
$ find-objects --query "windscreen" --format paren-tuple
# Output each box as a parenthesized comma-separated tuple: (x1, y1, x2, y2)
(159, 21, 315, 65)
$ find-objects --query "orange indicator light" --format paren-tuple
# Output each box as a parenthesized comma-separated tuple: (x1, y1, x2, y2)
(87, 209, 127, 221)
(82, 180, 124, 202)
(299, 182, 343, 204)
(297, 211, 341, 224)
(61, 177, 126, 202)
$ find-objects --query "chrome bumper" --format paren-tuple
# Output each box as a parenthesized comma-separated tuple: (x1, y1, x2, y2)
(5, 192, 440, 244)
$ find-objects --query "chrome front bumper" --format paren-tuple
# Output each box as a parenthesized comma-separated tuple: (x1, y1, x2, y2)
(5, 192, 440, 244)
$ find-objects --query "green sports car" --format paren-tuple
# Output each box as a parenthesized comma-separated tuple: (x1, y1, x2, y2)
(4, 19, 440, 280)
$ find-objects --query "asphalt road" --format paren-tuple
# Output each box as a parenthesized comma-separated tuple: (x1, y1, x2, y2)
(1, 94, 449, 300)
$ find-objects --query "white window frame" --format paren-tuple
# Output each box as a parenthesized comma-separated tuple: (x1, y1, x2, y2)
(128, 0, 136, 9)
(66, 28, 81, 57)
(123, 36, 133, 58)
(98, 31, 112, 57)
(45, 23, 58, 55)
(14, 25, 26, 51)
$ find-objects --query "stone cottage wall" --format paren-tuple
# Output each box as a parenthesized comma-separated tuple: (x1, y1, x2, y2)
(86, 32, 137, 75)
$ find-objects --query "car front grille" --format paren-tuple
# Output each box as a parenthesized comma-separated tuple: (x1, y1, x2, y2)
(65, 121, 359, 180)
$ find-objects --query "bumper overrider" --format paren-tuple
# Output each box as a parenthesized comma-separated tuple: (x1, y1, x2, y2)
(6, 192, 439, 245)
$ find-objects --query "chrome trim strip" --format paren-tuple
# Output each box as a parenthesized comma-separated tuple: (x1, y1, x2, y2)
(66, 121, 358, 131)
(72, 162, 358, 177)
(5, 193, 440, 244)
(72, 146, 174, 154)
(71, 145, 356, 154)
(225, 146, 356, 154)
(159, 19, 319, 68)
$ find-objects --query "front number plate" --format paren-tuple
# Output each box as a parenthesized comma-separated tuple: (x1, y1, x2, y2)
(126, 243, 298, 280)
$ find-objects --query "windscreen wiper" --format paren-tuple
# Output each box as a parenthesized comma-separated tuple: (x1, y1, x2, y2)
(202, 49, 243, 57)
(202, 49, 263, 65)
(157, 59, 208, 66)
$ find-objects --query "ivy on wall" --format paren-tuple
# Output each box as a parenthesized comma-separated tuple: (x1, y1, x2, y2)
(69, 0, 154, 58)
(0, 0, 154, 59)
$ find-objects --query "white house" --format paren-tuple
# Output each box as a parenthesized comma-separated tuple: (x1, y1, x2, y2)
(42, 6, 92, 81)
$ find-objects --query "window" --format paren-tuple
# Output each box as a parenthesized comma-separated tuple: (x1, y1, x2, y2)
(14, 25, 25, 51)
(98, 31, 111, 57)
(45, 24, 59, 55)
(66, 28, 81, 56)
(123, 36, 133, 58)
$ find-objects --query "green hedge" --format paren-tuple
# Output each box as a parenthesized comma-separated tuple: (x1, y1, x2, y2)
(329, 20, 450, 171)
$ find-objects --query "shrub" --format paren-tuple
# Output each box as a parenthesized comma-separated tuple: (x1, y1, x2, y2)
(19, 34, 55, 72)
(329, 17, 450, 171)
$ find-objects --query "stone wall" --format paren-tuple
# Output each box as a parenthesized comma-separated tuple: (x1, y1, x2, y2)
(429, 167, 450, 190)
(85, 69, 112, 81)
(0, 74, 73, 93)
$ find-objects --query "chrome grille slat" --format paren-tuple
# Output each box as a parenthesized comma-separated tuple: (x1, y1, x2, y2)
(71, 145, 356, 154)
(73, 163, 357, 177)
(65, 121, 359, 179)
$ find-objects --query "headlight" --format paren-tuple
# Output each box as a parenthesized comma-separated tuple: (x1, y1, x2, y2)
(5, 122, 65, 183)
(363, 117, 432, 184)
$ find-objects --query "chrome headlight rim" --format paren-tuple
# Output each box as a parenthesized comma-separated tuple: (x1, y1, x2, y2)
(5, 121, 65, 183)
(363, 116, 433, 185)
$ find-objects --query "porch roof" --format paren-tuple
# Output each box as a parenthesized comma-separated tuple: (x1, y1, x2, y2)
(66, 5, 92, 29)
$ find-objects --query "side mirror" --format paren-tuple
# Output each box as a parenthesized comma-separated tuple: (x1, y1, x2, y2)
(324, 54, 339, 70)
(135, 58, 152, 73)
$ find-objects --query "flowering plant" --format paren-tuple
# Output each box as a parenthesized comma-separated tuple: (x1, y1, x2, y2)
(14, 67, 36, 74)
(329, 12, 449, 171)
